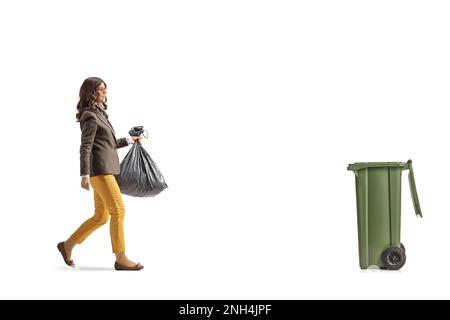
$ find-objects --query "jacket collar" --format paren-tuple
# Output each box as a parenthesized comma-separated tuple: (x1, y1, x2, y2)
(95, 107, 116, 136)
(95, 104, 108, 118)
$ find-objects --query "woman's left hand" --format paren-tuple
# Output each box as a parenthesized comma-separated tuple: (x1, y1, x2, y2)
(131, 136, 144, 144)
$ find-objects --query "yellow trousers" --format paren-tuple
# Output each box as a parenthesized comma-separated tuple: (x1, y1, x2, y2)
(69, 174, 125, 253)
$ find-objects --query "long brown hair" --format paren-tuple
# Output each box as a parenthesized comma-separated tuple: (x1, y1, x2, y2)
(75, 77, 108, 122)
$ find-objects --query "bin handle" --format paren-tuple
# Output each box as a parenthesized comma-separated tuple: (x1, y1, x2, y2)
(406, 159, 423, 217)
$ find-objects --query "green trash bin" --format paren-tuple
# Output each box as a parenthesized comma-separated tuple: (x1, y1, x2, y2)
(347, 160, 422, 270)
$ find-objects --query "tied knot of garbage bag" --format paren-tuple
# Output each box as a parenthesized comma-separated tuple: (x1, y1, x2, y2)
(115, 143, 167, 197)
(129, 126, 148, 138)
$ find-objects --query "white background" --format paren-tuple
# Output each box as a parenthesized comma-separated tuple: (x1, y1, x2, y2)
(0, 0, 448, 299)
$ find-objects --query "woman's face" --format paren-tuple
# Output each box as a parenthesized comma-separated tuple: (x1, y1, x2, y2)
(95, 82, 107, 104)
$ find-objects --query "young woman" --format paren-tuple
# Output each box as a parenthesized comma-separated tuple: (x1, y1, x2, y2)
(58, 77, 144, 271)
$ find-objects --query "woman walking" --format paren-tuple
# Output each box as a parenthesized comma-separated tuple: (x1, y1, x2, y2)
(58, 77, 144, 271)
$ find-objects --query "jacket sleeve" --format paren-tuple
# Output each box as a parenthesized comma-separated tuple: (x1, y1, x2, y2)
(116, 137, 130, 149)
(79, 112, 98, 176)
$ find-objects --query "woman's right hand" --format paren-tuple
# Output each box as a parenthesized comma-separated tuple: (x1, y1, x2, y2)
(81, 176, 91, 191)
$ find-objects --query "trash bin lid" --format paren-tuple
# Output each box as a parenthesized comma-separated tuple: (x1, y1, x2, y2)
(347, 162, 408, 171)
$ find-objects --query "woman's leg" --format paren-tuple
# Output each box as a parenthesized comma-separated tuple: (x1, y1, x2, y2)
(64, 189, 109, 260)
(89, 174, 125, 253)
(89, 174, 140, 267)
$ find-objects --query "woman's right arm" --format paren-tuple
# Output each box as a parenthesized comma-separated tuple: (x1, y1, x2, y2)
(80, 112, 97, 190)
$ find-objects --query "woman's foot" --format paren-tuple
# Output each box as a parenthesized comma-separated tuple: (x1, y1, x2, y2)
(57, 241, 76, 267)
(63, 239, 76, 261)
(114, 261, 144, 271)
(115, 253, 143, 270)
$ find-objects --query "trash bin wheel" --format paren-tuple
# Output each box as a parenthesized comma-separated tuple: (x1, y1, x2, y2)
(382, 247, 406, 270)
(400, 243, 405, 253)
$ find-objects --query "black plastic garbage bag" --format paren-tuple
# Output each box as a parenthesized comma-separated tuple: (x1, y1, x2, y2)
(115, 143, 167, 197)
